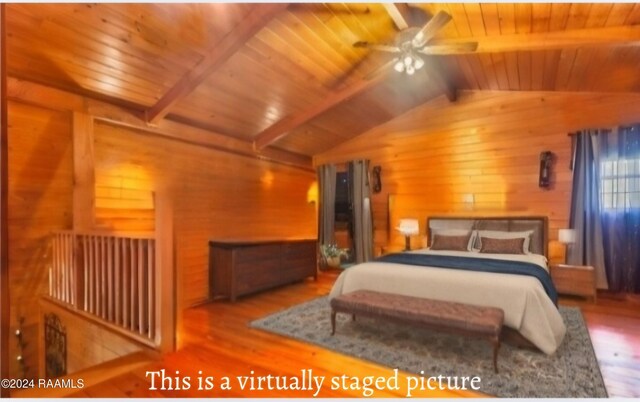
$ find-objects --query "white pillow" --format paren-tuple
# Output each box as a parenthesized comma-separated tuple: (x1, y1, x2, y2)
(474, 230, 534, 254)
(430, 228, 476, 251)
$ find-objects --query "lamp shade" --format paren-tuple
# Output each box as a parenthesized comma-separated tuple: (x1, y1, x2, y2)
(558, 229, 576, 244)
(396, 219, 420, 235)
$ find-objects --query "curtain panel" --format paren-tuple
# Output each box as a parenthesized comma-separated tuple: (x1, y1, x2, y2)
(348, 160, 374, 263)
(600, 125, 640, 293)
(317, 164, 337, 255)
(568, 130, 609, 289)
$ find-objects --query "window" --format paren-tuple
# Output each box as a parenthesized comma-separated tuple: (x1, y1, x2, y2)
(601, 158, 640, 210)
(335, 172, 350, 227)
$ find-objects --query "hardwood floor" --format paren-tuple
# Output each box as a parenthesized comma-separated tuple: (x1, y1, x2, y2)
(69, 270, 640, 398)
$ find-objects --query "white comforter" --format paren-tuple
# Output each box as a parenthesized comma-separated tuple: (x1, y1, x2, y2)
(329, 249, 566, 355)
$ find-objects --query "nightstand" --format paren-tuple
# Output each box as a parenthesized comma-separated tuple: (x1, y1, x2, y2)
(549, 264, 597, 302)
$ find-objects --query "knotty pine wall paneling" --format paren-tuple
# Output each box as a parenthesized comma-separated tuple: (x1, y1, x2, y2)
(39, 299, 143, 376)
(314, 90, 640, 263)
(93, 121, 317, 308)
(8, 101, 73, 379)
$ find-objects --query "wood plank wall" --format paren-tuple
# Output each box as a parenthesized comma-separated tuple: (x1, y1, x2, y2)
(93, 122, 317, 308)
(7, 80, 317, 379)
(1, 3, 9, 393)
(8, 101, 73, 379)
(39, 299, 143, 376)
(314, 90, 640, 262)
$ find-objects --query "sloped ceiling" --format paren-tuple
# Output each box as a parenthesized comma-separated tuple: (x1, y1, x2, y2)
(6, 3, 640, 158)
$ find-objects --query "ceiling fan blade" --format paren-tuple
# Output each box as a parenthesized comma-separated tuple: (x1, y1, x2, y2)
(364, 57, 399, 80)
(354, 41, 401, 53)
(418, 41, 479, 55)
(412, 10, 452, 47)
(382, 3, 410, 30)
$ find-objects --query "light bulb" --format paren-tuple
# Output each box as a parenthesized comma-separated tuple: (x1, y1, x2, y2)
(404, 55, 412, 67)
(414, 56, 425, 70)
(406, 65, 415, 75)
(394, 61, 404, 72)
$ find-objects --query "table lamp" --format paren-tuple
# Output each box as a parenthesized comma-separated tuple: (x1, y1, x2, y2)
(558, 228, 576, 264)
(397, 219, 420, 251)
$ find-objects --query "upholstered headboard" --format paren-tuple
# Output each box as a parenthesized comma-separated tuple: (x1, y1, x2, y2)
(426, 216, 549, 257)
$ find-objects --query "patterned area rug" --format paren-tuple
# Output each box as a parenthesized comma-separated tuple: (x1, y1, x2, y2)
(250, 296, 607, 398)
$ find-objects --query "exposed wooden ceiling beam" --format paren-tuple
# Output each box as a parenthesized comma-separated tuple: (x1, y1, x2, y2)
(253, 71, 388, 150)
(382, 4, 411, 30)
(145, 4, 288, 125)
(8, 77, 312, 170)
(253, 4, 463, 150)
(426, 25, 640, 55)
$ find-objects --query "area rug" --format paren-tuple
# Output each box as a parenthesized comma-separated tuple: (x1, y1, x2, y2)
(250, 296, 607, 398)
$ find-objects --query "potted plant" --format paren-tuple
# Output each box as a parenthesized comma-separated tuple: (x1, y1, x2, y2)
(321, 244, 349, 268)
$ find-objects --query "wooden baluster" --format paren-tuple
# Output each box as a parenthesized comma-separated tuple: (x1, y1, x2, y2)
(148, 239, 155, 340)
(66, 233, 71, 304)
(115, 237, 121, 326)
(60, 234, 65, 302)
(138, 239, 145, 335)
(92, 235, 98, 315)
(123, 238, 130, 330)
(107, 236, 113, 322)
(51, 234, 56, 299)
(54, 233, 60, 300)
(130, 238, 136, 332)
(75, 235, 80, 309)
(95, 235, 100, 316)
(87, 236, 93, 313)
(83, 235, 89, 310)
(101, 236, 107, 319)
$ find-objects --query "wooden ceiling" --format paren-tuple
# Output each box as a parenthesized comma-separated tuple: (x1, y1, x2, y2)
(6, 3, 640, 158)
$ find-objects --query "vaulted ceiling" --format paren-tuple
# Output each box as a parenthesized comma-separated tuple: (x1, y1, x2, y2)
(6, 3, 640, 158)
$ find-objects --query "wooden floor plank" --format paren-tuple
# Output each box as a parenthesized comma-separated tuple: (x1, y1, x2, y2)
(69, 270, 640, 398)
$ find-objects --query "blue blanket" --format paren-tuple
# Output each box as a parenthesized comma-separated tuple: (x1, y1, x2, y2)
(376, 253, 558, 306)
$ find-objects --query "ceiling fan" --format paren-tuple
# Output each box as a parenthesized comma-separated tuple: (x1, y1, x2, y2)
(354, 8, 478, 76)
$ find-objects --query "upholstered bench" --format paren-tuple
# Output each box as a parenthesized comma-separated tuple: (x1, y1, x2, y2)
(330, 290, 505, 373)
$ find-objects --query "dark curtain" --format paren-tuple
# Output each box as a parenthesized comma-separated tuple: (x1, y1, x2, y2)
(317, 164, 337, 253)
(348, 160, 374, 263)
(600, 125, 640, 293)
(568, 130, 609, 289)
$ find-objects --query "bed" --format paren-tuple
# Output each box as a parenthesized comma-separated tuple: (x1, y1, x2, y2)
(329, 216, 566, 355)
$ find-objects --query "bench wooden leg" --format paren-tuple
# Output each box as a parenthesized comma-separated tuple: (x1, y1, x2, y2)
(492, 336, 500, 374)
(331, 309, 336, 335)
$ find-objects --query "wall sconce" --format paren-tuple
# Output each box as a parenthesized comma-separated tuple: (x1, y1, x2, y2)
(371, 166, 382, 194)
(396, 219, 420, 251)
(539, 151, 554, 188)
(558, 228, 576, 264)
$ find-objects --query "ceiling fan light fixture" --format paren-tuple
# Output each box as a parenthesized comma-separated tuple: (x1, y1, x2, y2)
(394, 60, 405, 72)
(404, 55, 413, 67)
(406, 65, 415, 75)
(414, 56, 425, 70)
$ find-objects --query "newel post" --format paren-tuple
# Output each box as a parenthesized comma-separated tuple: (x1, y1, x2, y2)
(154, 191, 176, 352)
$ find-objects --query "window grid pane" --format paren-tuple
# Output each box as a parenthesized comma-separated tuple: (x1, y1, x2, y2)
(601, 158, 640, 210)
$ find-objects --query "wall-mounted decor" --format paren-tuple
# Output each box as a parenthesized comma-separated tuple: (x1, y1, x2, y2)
(539, 151, 554, 188)
(44, 313, 67, 378)
(371, 165, 382, 193)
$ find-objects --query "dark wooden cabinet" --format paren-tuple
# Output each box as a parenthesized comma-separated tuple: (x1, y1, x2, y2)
(209, 239, 317, 301)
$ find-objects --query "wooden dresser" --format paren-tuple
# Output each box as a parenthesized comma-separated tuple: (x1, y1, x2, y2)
(209, 239, 317, 301)
(549, 263, 597, 302)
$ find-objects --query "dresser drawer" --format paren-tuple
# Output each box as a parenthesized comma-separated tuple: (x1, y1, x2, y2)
(550, 264, 596, 301)
(209, 239, 317, 301)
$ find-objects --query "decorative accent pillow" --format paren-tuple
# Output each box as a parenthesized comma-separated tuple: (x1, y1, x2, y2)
(479, 237, 525, 254)
(430, 234, 472, 251)
(473, 230, 534, 253)
(430, 229, 476, 251)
